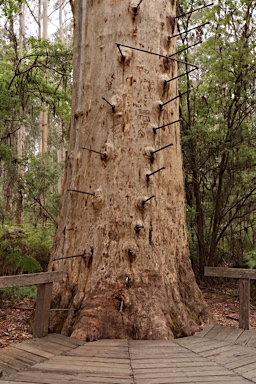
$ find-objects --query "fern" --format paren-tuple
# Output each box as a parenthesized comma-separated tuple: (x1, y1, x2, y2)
(244, 250, 256, 269)
(4, 252, 42, 275)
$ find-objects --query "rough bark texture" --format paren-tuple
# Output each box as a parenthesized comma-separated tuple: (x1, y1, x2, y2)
(49, 0, 210, 340)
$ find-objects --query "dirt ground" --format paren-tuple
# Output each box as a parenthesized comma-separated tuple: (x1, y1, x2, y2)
(0, 298, 34, 348)
(202, 282, 256, 328)
(1, 283, 256, 347)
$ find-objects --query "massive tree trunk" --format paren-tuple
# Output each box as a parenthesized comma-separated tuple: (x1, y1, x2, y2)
(49, 0, 210, 340)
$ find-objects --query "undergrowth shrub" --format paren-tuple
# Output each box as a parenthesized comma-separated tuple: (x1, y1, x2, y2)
(0, 285, 37, 302)
(0, 224, 54, 301)
(0, 223, 54, 276)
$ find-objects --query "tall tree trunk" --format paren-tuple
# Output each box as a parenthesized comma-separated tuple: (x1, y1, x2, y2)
(41, 102, 48, 153)
(59, 0, 64, 42)
(57, 0, 67, 193)
(38, 0, 42, 39)
(50, 0, 210, 340)
(41, 0, 48, 153)
(16, 125, 25, 226)
(208, 152, 228, 266)
(16, 3, 26, 226)
(181, 54, 206, 279)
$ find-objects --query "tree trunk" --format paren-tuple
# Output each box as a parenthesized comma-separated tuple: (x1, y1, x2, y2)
(41, 102, 48, 153)
(41, 0, 48, 153)
(49, 0, 210, 340)
(16, 125, 25, 226)
(16, 3, 26, 226)
(57, 1, 67, 193)
(38, 0, 42, 39)
(208, 152, 228, 266)
(59, 0, 64, 42)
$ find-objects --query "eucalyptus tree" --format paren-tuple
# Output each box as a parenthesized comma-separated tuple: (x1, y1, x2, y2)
(40, 0, 49, 154)
(49, 0, 209, 340)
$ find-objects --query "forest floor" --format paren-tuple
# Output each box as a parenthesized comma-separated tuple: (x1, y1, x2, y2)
(1, 283, 256, 348)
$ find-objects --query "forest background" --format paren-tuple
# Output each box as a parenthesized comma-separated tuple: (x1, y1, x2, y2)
(0, 0, 255, 299)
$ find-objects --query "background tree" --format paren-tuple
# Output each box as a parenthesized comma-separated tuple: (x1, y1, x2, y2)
(49, 0, 209, 341)
(178, 0, 256, 277)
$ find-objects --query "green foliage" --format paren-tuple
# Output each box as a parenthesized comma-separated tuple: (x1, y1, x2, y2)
(0, 0, 24, 19)
(0, 144, 12, 162)
(0, 16, 72, 228)
(12, 38, 73, 123)
(0, 2, 70, 296)
(4, 252, 41, 275)
(23, 223, 54, 270)
(178, 0, 256, 276)
(244, 250, 256, 270)
(0, 286, 37, 301)
(24, 153, 61, 225)
(0, 223, 54, 276)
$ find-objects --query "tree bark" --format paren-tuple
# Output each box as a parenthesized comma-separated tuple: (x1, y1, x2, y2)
(16, 3, 26, 226)
(59, 0, 64, 42)
(41, 0, 48, 154)
(49, 0, 210, 340)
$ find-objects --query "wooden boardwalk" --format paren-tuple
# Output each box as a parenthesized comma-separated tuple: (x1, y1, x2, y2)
(2, 325, 256, 383)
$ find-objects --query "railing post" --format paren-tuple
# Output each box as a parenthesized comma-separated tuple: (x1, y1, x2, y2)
(0, 271, 63, 339)
(33, 282, 53, 338)
(205, 267, 255, 330)
(239, 278, 250, 330)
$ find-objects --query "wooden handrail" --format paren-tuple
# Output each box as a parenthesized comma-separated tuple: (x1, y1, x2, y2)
(0, 271, 63, 288)
(0, 271, 63, 338)
(205, 267, 255, 330)
(205, 267, 256, 280)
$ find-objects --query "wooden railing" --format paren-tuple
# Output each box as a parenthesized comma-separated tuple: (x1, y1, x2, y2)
(205, 267, 256, 330)
(0, 271, 63, 338)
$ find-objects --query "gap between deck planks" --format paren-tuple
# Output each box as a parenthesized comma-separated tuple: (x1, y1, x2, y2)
(2, 326, 256, 383)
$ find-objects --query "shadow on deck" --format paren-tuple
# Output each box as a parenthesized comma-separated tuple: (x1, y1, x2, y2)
(1, 325, 256, 383)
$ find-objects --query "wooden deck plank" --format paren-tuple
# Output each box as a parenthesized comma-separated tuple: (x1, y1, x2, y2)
(0, 362, 16, 375)
(180, 340, 227, 354)
(3, 328, 256, 383)
(194, 324, 215, 337)
(44, 333, 85, 347)
(12, 343, 54, 359)
(243, 370, 256, 381)
(133, 378, 252, 383)
(29, 365, 132, 376)
(217, 327, 244, 343)
(211, 349, 256, 365)
(0, 333, 85, 378)
(6, 347, 44, 365)
(200, 344, 247, 358)
(235, 362, 256, 375)
(134, 368, 236, 376)
(132, 361, 218, 368)
(225, 354, 256, 370)
(244, 332, 256, 347)
(214, 326, 239, 341)
(6, 370, 75, 378)
(75, 378, 133, 384)
(2, 371, 79, 383)
(202, 325, 226, 339)
(94, 339, 129, 346)
(25, 339, 72, 354)
(0, 354, 27, 372)
(1, 382, 41, 384)
(196, 325, 245, 343)
(235, 329, 256, 346)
